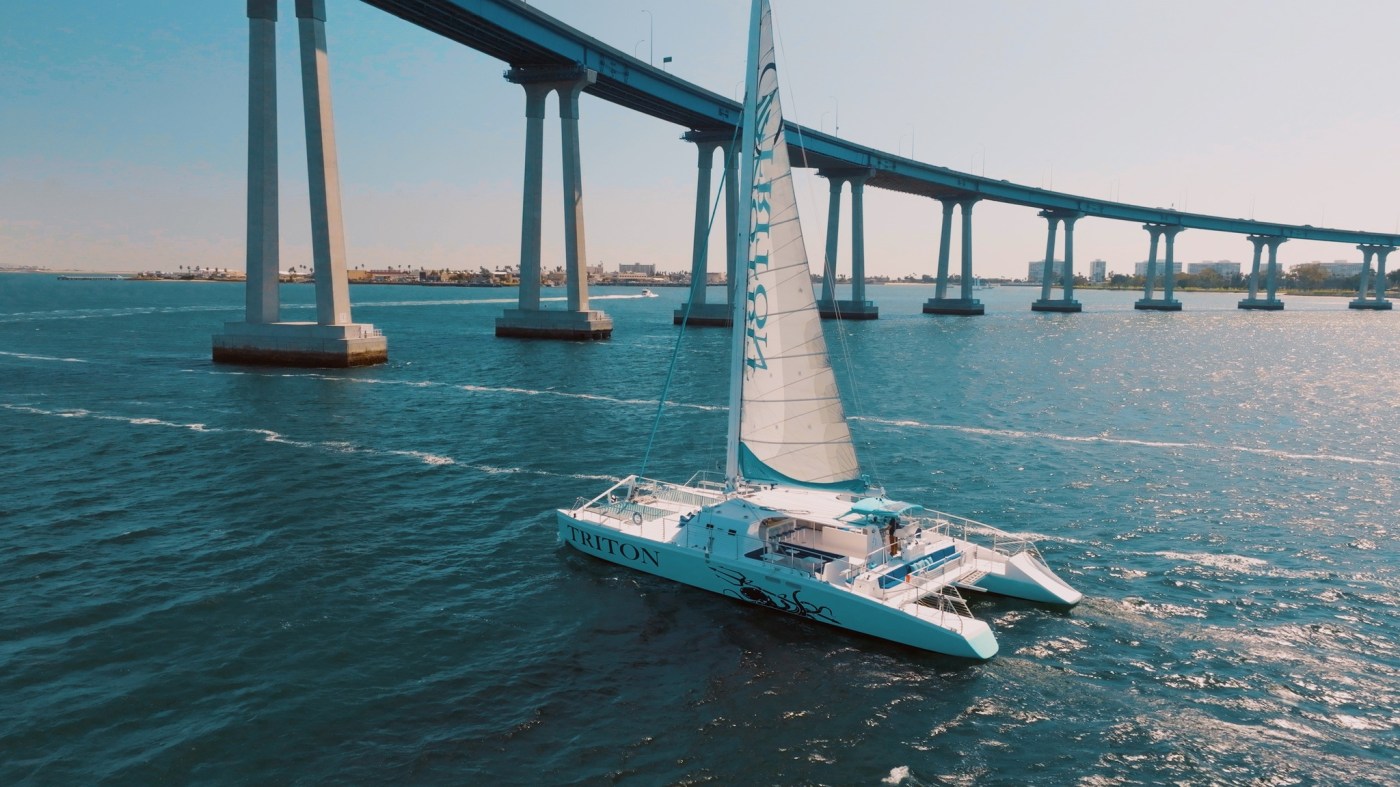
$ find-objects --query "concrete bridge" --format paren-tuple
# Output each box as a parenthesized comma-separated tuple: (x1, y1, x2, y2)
(215, 0, 1397, 366)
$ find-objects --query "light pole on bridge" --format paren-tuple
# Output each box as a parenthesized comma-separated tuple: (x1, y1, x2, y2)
(641, 9, 653, 65)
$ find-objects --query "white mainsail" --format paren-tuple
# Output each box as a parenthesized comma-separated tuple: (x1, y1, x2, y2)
(560, 0, 1080, 662)
(730, 0, 862, 490)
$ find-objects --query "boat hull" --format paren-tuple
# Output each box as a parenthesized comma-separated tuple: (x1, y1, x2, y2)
(977, 551, 1083, 606)
(558, 513, 999, 660)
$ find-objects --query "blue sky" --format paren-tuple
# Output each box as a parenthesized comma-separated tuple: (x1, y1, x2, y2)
(3, 0, 1398, 277)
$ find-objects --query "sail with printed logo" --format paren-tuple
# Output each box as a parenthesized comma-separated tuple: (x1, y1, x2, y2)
(556, 0, 1082, 662)
(722, 0, 862, 492)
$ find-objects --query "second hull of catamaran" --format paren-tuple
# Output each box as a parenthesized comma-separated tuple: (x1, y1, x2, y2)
(559, 475, 1081, 660)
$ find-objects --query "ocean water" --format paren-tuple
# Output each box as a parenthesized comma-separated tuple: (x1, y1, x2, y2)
(2, 274, 1396, 785)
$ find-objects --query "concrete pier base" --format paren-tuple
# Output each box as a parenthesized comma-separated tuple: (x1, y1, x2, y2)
(1238, 298, 1284, 311)
(817, 299, 879, 320)
(673, 303, 733, 326)
(1348, 299, 1393, 310)
(495, 308, 613, 340)
(922, 298, 984, 316)
(212, 321, 387, 367)
(1032, 299, 1082, 313)
(1134, 298, 1182, 311)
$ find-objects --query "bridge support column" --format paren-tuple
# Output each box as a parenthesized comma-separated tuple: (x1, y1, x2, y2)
(1162, 227, 1181, 303)
(931, 198, 954, 300)
(1376, 248, 1393, 305)
(1135, 224, 1184, 310)
(243, 0, 278, 326)
(924, 197, 984, 315)
(1036, 213, 1059, 303)
(1139, 225, 1162, 300)
(723, 140, 738, 314)
(1239, 235, 1286, 310)
(819, 175, 843, 307)
(1265, 239, 1283, 302)
(214, 0, 386, 367)
(1350, 244, 1395, 310)
(817, 168, 878, 320)
(675, 131, 734, 326)
(1032, 210, 1084, 313)
(497, 66, 612, 339)
(516, 83, 549, 312)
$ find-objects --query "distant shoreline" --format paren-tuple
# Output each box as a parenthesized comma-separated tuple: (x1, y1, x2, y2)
(6, 269, 1387, 298)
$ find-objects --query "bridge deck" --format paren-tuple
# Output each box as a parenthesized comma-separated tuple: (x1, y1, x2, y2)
(359, 0, 1399, 247)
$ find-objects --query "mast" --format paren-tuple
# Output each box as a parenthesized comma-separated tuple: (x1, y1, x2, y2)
(724, 0, 763, 490)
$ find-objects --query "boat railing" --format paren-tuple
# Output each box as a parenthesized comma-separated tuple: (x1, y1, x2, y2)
(726, 532, 835, 579)
(856, 541, 895, 570)
(576, 475, 725, 510)
(571, 475, 733, 543)
(906, 588, 973, 627)
(576, 475, 639, 511)
(873, 569, 972, 629)
(852, 540, 969, 584)
(915, 510, 1043, 561)
(682, 470, 729, 493)
(646, 484, 724, 509)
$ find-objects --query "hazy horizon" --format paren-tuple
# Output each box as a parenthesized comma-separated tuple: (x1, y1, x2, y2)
(4, 1, 1398, 278)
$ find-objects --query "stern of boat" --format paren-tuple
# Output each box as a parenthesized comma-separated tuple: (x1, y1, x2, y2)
(976, 550, 1082, 607)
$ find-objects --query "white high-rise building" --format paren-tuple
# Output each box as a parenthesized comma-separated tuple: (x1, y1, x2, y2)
(1027, 260, 1064, 283)
(1306, 260, 1362, 277)
(1188, 261, 1241, 276)
(1135, 260, 1183, 278)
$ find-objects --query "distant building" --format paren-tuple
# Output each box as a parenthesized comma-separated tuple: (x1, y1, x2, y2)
(1027, 260, 1064, 284)
(619, 262, 656, 276)
(1134, 260, 1183, 278)
(1306, 260, 1362, 277)
(1188, 260, 1241, 277)
(1089, 259, 1107, 283)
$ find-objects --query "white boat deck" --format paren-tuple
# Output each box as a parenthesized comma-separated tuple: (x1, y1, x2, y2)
(566, 476, 1029, 626)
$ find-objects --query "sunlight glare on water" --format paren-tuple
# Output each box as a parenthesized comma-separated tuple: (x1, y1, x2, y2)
(1, 276, 1396, 784)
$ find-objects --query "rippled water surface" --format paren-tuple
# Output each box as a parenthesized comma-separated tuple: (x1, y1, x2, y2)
(2, 275, 1396, 785)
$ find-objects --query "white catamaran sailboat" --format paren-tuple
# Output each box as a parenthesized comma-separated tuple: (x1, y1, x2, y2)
(559, 0, 1080, 660)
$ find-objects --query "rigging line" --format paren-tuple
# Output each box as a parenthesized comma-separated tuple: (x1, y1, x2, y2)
(639, 123, 742, 479)
(774, 13, 880, 491)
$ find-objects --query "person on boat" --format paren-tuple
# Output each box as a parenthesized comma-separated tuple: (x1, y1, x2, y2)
(886, 516, 901, 557)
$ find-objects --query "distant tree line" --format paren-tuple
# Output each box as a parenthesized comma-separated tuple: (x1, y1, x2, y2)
(1103, 270, 1246, 290)
(1285, 263, 1400, 293)
(1098, 267, 1399, 293)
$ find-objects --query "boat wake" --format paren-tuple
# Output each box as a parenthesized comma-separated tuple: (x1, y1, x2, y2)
(263, 293, 659, 310)
(17, 364, 1390, 470)
(590, 293, 660, 300)
(187, 369, 725, 411)
(0, 350, 89, 363)
(0, 304, 240, 323)
(456, 384, 721, 411)
(182, 371, 1397, 468)
(0, 402, 612, 481)
(854, 416, 1400, 469)
(0, 291, 660, 323)
(353, 297, 527, 307)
